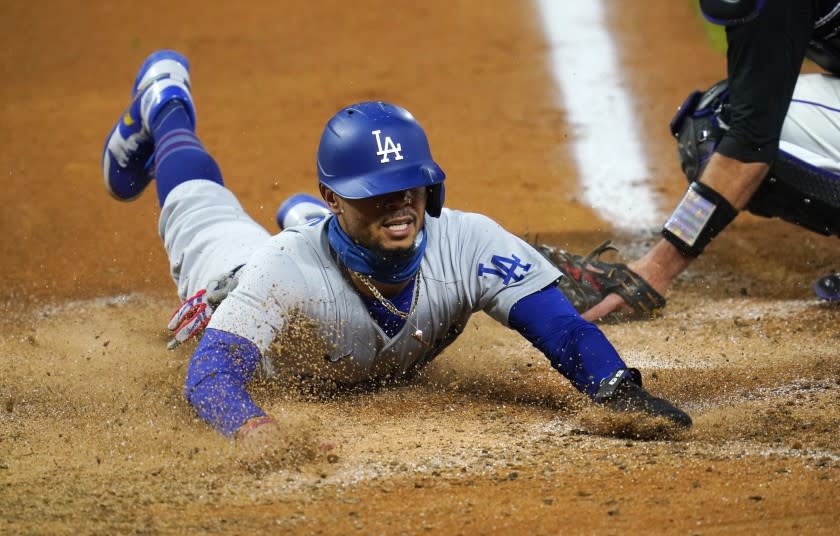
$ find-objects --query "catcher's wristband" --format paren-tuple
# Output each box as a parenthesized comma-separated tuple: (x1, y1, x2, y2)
(661, 181, 737, 257)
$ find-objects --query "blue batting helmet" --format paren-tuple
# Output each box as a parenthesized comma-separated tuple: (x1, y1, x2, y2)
(317, 102, 446, 216)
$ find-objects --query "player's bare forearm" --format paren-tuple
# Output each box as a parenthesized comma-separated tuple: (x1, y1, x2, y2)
(699, 153, 770, 209)
(583, 153, 769, 321)
(631, 154, 769, 292)
(628, 240, 692, 294)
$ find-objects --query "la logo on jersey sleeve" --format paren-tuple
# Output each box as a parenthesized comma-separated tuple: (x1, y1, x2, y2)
(372, 129, 404, 163)
(477, 254, 532, 285)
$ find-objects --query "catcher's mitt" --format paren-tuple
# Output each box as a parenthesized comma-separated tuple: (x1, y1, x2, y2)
(535, 240, 666, 318)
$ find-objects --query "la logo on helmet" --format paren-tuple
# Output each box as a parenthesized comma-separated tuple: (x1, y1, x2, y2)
(372, 130, 404, 163)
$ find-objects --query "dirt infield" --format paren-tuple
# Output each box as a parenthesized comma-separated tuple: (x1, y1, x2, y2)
(1, 1, 838, 534)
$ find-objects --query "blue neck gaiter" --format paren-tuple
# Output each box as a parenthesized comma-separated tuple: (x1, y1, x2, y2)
(327, 216, 426, 283)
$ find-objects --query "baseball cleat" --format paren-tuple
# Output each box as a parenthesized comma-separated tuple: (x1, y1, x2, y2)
(593, 368, 692, 428)
(102, 49, 196, 201)
(276, 193, 331, 230)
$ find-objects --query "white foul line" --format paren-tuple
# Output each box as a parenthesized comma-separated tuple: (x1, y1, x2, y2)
(536, 0, 660, 230)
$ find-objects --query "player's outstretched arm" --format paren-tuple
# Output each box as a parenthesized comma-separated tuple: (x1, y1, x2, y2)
(509, 285, 625, 395)
(184, 328, 269, 436)
(186, 330, 337, 470)
(509, 286, 691, 427)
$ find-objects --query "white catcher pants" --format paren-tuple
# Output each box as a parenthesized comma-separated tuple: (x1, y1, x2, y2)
(780, 73, 840, 172)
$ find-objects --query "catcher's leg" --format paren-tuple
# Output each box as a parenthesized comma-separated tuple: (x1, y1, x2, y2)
(747, 74, 840, 237)
(672, 74, 840, 238)
(779, 74, 840, 171)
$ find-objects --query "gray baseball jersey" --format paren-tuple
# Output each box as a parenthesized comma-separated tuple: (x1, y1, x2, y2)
(212, 213, 560, 385)
(160, 180, 561, 385)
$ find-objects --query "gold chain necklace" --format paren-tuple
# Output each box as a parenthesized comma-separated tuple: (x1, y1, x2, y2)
(352, 269, 428, 346)
(353, 269, 421, 320)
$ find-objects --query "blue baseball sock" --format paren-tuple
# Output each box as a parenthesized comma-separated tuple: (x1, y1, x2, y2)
(150, 100, 223, 206)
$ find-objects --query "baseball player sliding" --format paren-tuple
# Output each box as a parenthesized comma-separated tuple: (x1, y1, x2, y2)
(102, 50, 691, 448)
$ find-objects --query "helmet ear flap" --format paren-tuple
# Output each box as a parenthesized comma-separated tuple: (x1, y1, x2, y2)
(423, 166, 445, 217)
(426, 184, 444, 217)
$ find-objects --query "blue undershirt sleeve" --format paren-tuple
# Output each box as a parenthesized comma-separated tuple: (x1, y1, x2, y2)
(184, 328, 266, 437)
(508, 285, 627, 397)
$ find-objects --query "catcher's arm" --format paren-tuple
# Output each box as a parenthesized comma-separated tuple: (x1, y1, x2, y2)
(534, 240, 666, 322)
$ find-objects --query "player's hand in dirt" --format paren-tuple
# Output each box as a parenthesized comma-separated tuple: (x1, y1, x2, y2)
(234, 415, 336, 474)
